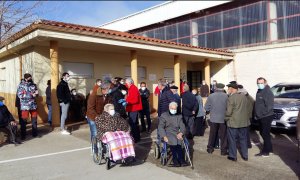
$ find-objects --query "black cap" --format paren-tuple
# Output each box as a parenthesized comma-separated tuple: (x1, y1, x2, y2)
(169, 85, 178, 90)
(229, 81, 237, 85)
(237, 84, 243, 89)
(227, 83, 238, 89)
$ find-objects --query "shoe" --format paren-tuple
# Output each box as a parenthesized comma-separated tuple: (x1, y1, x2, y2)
(227, 156, 237, 162)
(242, 157, 248, 161)
(180, 161, 189, 167)
(221, 152, 229, 156)
(207, 149, 214, 154)
(168, 163, 180, 167)
(61, 130, 70, 135)
(262, 153, 269, 157)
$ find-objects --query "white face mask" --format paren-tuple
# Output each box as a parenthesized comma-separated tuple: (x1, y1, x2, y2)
(97, 82, 102, 87)
(170, 109, 177, 115)
(72, 92, 76, 96)
(64, 77, 70, 82)
(109, 109, 115, 116)
(120, 81, 124, 85)
(121, 90, 127, 95)
(141, 87, 146, 91)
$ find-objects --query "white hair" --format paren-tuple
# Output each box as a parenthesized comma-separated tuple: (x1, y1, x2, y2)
(104, 103, 114, 112)
(169, 102, 178, 108)
(125, 77, 134, 85)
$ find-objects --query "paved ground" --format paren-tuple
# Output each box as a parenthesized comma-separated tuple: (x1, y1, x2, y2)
(0, 120, 299, 180)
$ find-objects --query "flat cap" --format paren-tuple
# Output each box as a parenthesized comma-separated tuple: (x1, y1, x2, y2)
(216, 83, 225, 89)
(227, 83, 239, 89)
(169, 85, 178, 89)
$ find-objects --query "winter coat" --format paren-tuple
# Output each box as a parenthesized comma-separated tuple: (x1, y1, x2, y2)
(86, 90, 113, 121)
(182, 91, 198, 117)
(108, 87, 127, 118)
(225, 92, 252, 128)
(0, 103, 15, 127)
(173, 93, 181, 114)
(158, 112, 186, 146)
(204, 90, 228, 123)
(195, 95, 205, 117)
(95, 111, 130, 140)
(126, 84, 142, 112)
(17, 81, 38, 111)
(255, 85, 274, 119)
(158, 87, 175, 117)
(139, 88, 150, 110)
(56, 80, 71, 104)
(46, 85, 51, 105)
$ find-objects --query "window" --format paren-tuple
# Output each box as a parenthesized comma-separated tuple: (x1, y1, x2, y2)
(125, 66, 146, 80)
(166, 24, 177, 40)
(154, 27, 165, 40)
(163, 68, 174, 82)
(178, 21, 190, 38)
(63, 62, 93, 78)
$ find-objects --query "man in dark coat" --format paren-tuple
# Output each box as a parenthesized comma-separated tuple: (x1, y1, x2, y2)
(200, 80, 210, 97)
(182, 84, 198, 139)
(170, 85, 181, 114)
(0, 96, 20, 144)
(254, 77, 274, 157)
(56, 72, 71, 135)
(139, 82, 151, 132)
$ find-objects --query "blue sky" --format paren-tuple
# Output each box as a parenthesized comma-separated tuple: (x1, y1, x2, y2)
(34, 1, 165, 27)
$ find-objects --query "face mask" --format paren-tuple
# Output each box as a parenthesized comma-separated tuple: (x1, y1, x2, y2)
(109, 109, 115, 116)
(97, 82, 101, 87)
(64, 77, 70, 82)
(108, 89, 112, 94)
(121, 90, 127, 95)
(257, 84, 265, 90)
(170, 109, 177, 115)
(202, 82, 205, 85)
(28, 79, 33, 83)
(120, 81, 124, 85)
(72, 92, 76, 96)
(141, 87, 146, 91)
(192, 92, 197, 95)
(0, 101, 4, 106)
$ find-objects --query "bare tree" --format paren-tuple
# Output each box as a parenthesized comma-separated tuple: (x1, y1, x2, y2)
(0, 1, 42, 44)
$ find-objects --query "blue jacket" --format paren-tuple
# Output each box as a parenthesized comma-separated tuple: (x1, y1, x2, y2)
(158, 87, 175, 117)
(182, 91, 198, 117)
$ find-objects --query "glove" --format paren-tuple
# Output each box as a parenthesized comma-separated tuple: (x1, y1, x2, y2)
(122, 102, 127, 107)
(118, 99, 126, 104)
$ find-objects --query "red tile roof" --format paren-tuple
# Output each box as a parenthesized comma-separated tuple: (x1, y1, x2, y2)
(1, 19, 234, 56)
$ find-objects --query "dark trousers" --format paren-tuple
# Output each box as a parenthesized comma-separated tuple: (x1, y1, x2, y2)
(169, 145, 184, 165)
(128, 111, 140, 142)
(183, 116, 195, 137)
(207, 122, 228, 153)
(20, 117, 38, 138)
(139, 105, 151, 131)
(227, 127, 248, 159)
(1, 123, 17, 143)
(258, 115, 273, 153)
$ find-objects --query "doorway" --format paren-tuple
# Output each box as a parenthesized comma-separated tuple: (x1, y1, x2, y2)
(187, 71, 202, 90)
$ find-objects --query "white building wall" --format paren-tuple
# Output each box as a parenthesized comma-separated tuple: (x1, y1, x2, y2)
(100, 1, 230, 32)
(234, 41, 300, 98)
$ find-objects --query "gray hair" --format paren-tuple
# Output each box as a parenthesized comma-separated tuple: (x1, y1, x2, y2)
(169, 101, 178, 108)
(183, 84, 190, 91)
(104, 103, 114, 112)
(158, 79, 168, 87)
(101, 82, 111, 89)
(125, 77, 134, 85)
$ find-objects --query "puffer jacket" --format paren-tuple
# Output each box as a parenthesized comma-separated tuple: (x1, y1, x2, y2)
(17, 81, 38, 111)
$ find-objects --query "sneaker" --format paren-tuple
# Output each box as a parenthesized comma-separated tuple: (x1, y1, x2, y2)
(61, 130, 70, 135)
(262, 153, 269, 157)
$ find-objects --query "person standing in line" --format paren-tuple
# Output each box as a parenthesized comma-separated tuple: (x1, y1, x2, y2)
(46, 80, 52, 126)
(15, 79, 24, 126)
(200, 80, 210, 97)
(139, 82, 152, 133)
(210, 80, 217, 94)
(17, 73, 39, 139)
(192, 88, 206, 136)
(181, 84, 198, 139)
(169, 85, 181, 114)
(204, 83, 228, 155)
(254, 77, 274, 157)
(56, 72, 71, 135)
(225, 83, 252, 161)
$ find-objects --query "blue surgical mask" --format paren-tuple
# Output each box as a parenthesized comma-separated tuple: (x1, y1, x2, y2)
(170, 109, 177, 115)
(257, 84, 265, 90)
(108, 89, 112, 94)
(0, 101, 3, 106)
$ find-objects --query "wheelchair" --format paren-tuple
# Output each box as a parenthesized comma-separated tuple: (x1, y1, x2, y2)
(153, 136, 193, 168)
(91, 131, 135, 170)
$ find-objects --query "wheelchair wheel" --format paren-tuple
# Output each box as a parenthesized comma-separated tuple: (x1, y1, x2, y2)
(154, 143, 160, 159)
(106, 158, 110, 170)
(92, 137, 103, 165)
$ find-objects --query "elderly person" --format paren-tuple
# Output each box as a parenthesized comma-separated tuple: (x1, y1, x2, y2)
(158, 102, 188, 167)
(95, 104, 130, 140)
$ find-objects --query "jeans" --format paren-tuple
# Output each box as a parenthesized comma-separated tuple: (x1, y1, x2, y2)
(227, 127, 248, 159)
(60, 102, 70, 131)
(87, 118, 97, 142)
(47, 104, 52, 125)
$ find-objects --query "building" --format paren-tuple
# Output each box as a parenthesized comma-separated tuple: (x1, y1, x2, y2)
(0, 20, 233, 125)
(101, 0, 300, 97)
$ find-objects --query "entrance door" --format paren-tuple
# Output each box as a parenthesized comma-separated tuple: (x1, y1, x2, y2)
(187, 71, 202, 90)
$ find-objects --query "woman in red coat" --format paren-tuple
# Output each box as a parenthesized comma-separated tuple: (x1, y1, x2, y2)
(124, 77, 142, 142)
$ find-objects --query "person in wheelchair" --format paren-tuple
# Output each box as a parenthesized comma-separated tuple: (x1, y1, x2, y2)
(158, 102, 188, 167)
(0, 96, 21, 145)
(95, 103, 130, 141)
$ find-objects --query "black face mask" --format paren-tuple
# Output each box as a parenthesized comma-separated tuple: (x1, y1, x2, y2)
(27, 79, 33, 83)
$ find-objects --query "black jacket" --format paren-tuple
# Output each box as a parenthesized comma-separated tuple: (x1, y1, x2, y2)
(158, 87, 175, 117)
(108, 87, 127, 119)
(182, 91, 199, 117)
(0, 105, 14, 127)
(255, 85, 274, 119)
(46, 85, 51, 105)
(56, 80, 71, 104)
(139, 88, 150, 108)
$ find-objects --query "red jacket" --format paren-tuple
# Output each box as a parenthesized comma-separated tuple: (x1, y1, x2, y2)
(126, 84, 142, 112)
